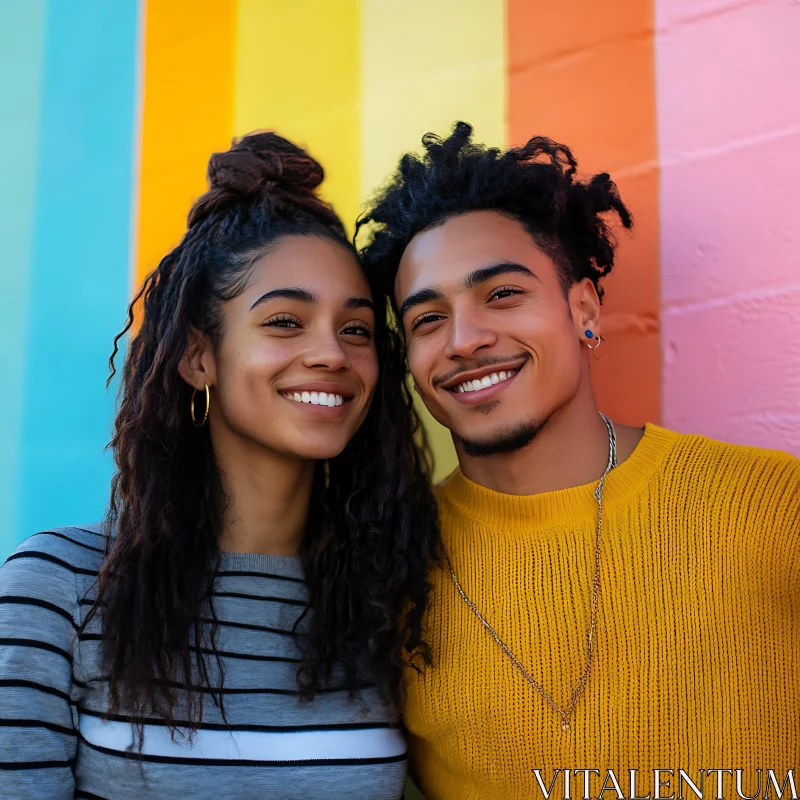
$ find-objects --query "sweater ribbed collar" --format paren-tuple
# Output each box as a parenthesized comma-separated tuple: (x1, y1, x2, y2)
(216, 551, 305, 580)
(437, 423, 679, 532)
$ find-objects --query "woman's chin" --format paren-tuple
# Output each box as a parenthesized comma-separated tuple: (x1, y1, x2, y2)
(275, 433, 353, 463)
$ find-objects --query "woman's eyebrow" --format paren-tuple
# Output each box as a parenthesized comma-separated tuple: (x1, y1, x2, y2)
(249, 287, 315, 311)
(345, 296, 374, 311)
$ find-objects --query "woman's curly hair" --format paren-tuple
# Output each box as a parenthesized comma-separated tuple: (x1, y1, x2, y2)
(82, 131, 440, 733)
(356, 121, 633, 305)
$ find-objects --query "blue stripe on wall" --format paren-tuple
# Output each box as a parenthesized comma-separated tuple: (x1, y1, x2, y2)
(18, 0, 140, 541)
(0, 1, 48, 558)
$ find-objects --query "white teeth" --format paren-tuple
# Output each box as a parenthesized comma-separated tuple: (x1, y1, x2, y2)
(285, 391, 345, 406)
(454, 368, 518, 394)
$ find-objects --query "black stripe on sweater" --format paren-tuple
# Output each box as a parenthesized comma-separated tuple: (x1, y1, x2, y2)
(0, 637, 72, 662)
(0, 679, 71, 703)
(0, 596, 77, 628)
(0, 718, 77, 736)
(76, 706, 398, 733)
(0, 758, 75, 770)
(4, 551, 98, 576)
(71, 676, 371, 696)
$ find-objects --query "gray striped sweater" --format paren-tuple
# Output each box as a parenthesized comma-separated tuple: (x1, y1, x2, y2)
(0, 525, 407, 799)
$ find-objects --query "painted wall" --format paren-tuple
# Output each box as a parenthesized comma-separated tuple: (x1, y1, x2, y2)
(509, 0, 661, 429)
(1, 0, 797, 567)
(657, 0, 800, 453)
(0, 0, 138, 553)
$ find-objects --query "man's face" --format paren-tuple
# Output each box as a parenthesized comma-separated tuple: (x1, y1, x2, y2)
(394, 210, 595, 457)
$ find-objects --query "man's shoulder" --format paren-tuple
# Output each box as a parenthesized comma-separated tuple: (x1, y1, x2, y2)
(666, 427, 798, 482)
(662, 427, 799, 521)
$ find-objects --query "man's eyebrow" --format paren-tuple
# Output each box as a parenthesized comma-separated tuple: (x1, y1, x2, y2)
(249, 287, 315, 311)
(464, 262, 538, 288)
(399, 287, 445, 320)
(345, 296, 374, 311)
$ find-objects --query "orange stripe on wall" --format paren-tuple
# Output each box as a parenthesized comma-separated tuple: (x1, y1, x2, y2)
(134, 0, 237, 289)
(507, 0, 661, 426)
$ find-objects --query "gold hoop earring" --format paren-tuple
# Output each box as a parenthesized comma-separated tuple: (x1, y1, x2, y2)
(587, 335, 607, 361)
(190, 384, 210, 428)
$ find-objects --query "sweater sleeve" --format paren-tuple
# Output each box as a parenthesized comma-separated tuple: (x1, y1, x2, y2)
(0, 533, 80, 797)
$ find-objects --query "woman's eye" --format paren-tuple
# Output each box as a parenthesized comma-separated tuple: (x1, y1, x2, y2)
(341, 323, 373, 338)
(410, 313, 444, 331)
(489, 286, 522, 301)
(264, 314, 301, 328)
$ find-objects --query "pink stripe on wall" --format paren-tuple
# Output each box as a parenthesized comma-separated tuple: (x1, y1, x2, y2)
(656, 0, 800, 454)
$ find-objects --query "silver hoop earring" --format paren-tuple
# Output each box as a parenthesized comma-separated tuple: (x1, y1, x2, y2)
(587, 335, 606, 361)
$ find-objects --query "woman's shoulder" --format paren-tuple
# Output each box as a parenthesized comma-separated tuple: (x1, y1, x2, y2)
(2, 523, 108, 599)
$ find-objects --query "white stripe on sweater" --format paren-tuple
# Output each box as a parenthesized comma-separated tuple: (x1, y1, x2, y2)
(79, 715, 407, 761)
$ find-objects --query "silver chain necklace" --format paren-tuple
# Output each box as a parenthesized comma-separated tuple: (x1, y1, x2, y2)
(445, 413, 618, 732)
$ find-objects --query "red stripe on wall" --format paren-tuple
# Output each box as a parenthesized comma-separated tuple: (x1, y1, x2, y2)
(507, 0, 661, 425)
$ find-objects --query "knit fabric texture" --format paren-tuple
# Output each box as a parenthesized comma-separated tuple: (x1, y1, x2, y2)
(404, 424, 800, 800)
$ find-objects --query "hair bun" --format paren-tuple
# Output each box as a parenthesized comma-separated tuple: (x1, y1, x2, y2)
(206, 131, 324, 198)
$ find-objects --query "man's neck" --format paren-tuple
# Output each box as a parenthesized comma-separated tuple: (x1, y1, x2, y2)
(456, 396, 622, 497)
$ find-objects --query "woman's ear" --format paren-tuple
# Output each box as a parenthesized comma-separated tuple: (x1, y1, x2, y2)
(178, 327, 216, 390)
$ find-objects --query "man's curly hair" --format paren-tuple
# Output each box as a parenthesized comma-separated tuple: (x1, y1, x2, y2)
(356, 121, 633, 306)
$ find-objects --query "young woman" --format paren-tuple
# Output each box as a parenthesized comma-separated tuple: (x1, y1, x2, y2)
(0, 132, 439, 798)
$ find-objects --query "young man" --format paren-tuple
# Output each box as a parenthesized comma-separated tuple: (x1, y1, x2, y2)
(358, 123, 800, 800)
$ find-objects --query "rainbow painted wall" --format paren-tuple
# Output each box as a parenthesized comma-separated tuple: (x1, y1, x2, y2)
(2, 0, 798, 557)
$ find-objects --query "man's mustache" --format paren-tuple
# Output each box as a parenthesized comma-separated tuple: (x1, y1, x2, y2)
(431, 353, 529, 389)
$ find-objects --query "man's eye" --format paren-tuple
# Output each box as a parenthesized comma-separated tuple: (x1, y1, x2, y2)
(411, 313, 444, 331)
(489, 286, 522, 301)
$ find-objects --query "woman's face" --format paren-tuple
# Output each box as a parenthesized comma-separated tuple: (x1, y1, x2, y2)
(203, 235, 378, 462)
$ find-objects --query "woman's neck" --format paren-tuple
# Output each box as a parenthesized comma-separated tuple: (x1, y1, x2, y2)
(213, 433, 315, 557)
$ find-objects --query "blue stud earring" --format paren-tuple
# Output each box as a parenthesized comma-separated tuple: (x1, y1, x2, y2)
(585, 329, 594, 339)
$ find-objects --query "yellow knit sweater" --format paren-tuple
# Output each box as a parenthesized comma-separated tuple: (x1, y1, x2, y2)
(405, 425, 800, 800)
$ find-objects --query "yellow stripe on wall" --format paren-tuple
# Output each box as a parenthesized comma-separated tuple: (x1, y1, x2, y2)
(135, 0, 237, 288)
(360, 0, 507, 480)
(233, 0, 361, 233)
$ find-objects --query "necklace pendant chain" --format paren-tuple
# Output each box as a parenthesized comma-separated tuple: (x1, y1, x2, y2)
(446, 413, 618, 732)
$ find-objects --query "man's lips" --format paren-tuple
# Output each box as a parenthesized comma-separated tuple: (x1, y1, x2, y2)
(438, 357, 528, 391)
(437, 358, 527, 406)
(447, 365, 522, 405)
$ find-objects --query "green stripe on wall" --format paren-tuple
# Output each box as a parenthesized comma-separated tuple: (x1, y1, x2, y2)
(0, 1, 47, 557)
